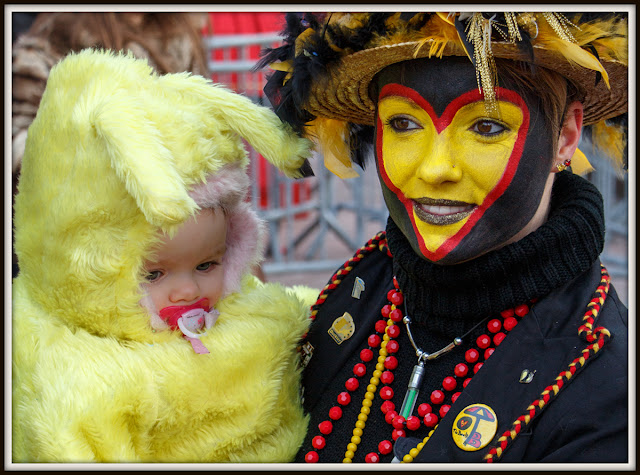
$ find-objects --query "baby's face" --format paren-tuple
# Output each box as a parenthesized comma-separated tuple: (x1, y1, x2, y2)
(142, 208, 227, 315)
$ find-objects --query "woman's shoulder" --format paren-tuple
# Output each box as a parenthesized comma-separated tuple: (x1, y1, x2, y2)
(309, 231, 393, 316)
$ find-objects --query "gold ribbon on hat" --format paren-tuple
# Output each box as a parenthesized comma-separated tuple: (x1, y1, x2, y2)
(431, 12, 611, 113)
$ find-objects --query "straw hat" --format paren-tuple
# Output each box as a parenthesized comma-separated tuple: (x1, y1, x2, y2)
(259, 12, 628, 177)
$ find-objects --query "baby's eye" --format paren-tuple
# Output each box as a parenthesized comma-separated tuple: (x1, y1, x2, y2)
(196, 261, 217, 272)
(145, 270, 163, 282)
(470, 120, 508, 136)
(388, 116, 422, 132)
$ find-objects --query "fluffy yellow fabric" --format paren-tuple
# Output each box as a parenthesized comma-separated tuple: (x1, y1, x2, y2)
(14, 49, 311, 343)
(13, 276, 312, 462)
(12, 49, 316, 462)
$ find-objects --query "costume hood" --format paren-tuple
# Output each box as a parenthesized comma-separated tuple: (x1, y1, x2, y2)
(12, 49, 315, 462)
(13, 48, 311, 343)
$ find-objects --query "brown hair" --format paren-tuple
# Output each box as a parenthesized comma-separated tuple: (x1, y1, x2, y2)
(369, 57, 582, 156)
(27, 12, 208, 75)
(496, 59, 583, 154)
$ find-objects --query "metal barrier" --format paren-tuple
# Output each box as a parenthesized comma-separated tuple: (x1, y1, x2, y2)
(580, 139, 629, 290)
(205, 31, 389, 274)
(251, 151, 388, 274)
(204, 31, 628, 303)
(204, 32, 280, 94)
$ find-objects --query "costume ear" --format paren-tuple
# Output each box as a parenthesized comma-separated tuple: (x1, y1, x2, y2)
(220, 91, 309, 177)
(159, 77, 312, 178)
(88, 90, 197, 229)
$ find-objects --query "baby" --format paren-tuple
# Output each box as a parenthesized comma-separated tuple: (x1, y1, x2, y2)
(142, 208, 227, 353)
(12, 49, 316, 463)
(142, 208, 227, 354)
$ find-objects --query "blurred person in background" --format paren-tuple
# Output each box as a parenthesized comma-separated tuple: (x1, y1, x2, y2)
(11, 11, 209, 277)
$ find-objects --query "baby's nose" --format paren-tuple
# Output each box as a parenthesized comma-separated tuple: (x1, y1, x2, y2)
(169, 276, 200, 303)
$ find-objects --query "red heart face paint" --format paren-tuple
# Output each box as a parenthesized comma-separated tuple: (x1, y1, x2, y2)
(374, 58, 555, 264)
(378, 84, 529, 260)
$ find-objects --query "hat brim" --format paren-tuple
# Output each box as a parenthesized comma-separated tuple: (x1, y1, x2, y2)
(306, 41, 627, 126)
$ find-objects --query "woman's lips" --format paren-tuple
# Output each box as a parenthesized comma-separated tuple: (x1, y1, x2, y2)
(412, 198, 476, 225)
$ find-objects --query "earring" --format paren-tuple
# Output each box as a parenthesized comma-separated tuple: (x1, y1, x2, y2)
(556, 159, 572, 172)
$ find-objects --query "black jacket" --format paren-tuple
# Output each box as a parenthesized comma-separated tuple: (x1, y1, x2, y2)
(296, 239, 628, 463)
(405, 257, 628, 462)
(295, 173, 628, 463)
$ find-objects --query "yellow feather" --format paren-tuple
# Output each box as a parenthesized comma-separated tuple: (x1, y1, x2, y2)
(570, 147, 594, 175)
(537, 27, 610, 88)
(429, 38, 447, 58)
(432, 12, 473, 62)
(436, 12, 456, 26)
(572, 16, 628, 63)
(294, 28, 316, 57)
(384, 12, 404, 31)
(269, 60, 293, 73)
(306, 118, 359, 179)
(592, 35, 628, 64)
(268, 60, 293, 85)
(411, 14, 463, 60)
(334, 12, 368, 31)
(591, 121, 626, 173)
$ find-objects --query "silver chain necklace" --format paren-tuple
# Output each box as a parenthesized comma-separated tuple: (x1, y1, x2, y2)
(398, 293, 490, 418)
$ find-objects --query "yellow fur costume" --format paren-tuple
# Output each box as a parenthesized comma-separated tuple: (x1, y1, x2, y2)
(12, 49, 316, 462)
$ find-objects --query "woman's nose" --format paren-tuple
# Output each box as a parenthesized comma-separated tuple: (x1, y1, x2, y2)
(168, 275, 200, 303)
(415, 139, 462, 185)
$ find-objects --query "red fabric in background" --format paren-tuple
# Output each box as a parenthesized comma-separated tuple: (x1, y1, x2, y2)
(203, 12, 310, 211)
(205, 12, 283, 93)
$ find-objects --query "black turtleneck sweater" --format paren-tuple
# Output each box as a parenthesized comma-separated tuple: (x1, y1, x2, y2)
(294, 171, 606, 463)
(389, 170, 605, 336)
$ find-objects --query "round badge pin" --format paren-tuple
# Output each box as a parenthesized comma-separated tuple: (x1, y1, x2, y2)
(451, 403, 498, 451)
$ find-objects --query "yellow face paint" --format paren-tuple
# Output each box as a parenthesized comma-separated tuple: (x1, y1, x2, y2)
(376, 84, 528, 260)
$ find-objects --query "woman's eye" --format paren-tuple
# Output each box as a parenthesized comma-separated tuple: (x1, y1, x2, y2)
(470, 120, 508, 136)
(388, 116, 421, 132)
(145, 270, 162, 282)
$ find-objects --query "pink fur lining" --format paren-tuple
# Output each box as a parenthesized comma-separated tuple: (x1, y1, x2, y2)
(222, 202, 266, 295)
(188, 165, 250, 211)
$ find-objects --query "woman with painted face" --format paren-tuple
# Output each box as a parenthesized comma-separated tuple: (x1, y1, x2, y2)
(259, 12, 628, 463)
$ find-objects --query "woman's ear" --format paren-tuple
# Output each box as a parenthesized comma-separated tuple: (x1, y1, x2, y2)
(553, 101, 584, 172)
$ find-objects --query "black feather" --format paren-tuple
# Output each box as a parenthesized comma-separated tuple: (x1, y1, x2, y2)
(400, 12, 419, 22)
(515, 28, 536, 77)
(329, 12, 394, 52)
(565, 11, 623, 24)
(298, 158, 315, 178)
(454, 16, 476, 68)
(263, 69, 314, 135)
(255, 12, 309, 71)
(259, 12, 339, 133)
(349, 124, 375, 169)
(410, 12, 431, 31)
(585, 44, 602, 86)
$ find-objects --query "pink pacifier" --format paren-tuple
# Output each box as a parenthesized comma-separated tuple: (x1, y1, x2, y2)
(159, 298, 219, 354)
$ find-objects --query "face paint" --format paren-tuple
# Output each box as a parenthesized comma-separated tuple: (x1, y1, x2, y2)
(374, 58, 555, 264)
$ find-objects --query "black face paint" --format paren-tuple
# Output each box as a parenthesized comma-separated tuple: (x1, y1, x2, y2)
(374, 57, 555, 264)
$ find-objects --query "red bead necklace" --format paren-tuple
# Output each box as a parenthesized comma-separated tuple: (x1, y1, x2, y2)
(304, 276, 532, 464)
